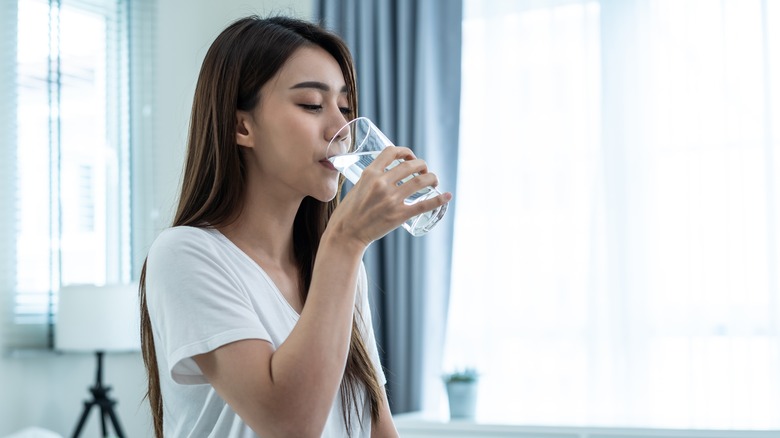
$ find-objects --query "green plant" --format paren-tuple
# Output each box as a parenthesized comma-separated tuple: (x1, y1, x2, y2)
(443, 367, 480, 383)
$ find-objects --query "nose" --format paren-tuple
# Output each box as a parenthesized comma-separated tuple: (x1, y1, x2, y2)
(325, 111, 351, 155)
(325, 111, 349, 140)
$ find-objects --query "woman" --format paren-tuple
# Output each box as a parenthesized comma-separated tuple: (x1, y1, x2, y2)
(139, 15, 450, 438)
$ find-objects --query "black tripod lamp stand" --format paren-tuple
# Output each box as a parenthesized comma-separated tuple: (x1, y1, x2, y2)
(56, 283, 140, 438)
(72, 351, 125, 437)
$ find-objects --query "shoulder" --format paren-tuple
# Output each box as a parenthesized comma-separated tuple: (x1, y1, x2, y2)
(149, 226, 220, 256)
(147, 226, 228, 269)
(150, 225, 218, 249)
(144, 226, 248, 307)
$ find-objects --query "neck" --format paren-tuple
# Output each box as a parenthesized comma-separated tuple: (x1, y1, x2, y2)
(218, 183, 302, 266)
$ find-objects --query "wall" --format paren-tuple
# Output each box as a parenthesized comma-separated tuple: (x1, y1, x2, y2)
(0, 0, 312, 436)
(139, 0, 314, 258)
(0, 351, 146, 436)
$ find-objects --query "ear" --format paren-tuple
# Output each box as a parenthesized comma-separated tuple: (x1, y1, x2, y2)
(235, 110, 254, 148)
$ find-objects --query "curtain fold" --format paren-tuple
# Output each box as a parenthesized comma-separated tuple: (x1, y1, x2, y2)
(316, 0, 462, 414)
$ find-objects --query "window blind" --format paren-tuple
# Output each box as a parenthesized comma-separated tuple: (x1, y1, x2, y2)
(1, 0, 148, 350)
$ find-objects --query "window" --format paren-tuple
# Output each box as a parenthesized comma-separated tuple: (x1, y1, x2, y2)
(2, 0, 132, 348)
(446, 0, 780, 429)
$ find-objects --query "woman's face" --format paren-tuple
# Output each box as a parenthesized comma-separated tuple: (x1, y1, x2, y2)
(237, 45, 351, 203)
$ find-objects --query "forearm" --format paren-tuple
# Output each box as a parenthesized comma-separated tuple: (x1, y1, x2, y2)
(266, 229, 367, 427)
(372, 386, 400, 437)
(194, 229, 369, 436)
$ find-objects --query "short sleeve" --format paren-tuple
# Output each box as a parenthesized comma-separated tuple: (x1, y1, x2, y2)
(355, 262, 387, 386)
(145, 227, 272, 384)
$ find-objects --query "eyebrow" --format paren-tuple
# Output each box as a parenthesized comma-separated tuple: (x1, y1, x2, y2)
(290, 81, 348, 93)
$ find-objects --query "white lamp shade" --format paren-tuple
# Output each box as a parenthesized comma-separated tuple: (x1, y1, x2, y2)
(55, 283, 141, 352)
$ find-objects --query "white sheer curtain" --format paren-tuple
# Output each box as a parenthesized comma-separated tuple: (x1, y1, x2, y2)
(445, 0, 780, 429)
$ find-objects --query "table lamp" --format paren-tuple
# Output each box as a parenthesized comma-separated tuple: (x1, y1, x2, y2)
(55, 283, 140, 438)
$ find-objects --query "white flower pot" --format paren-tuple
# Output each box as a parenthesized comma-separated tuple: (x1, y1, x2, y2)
(445, 380, 478, 420)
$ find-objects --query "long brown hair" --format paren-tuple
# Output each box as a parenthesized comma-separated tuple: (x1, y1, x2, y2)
(138, 15, 382, 437)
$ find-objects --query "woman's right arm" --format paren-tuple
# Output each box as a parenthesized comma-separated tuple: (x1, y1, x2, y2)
(193, 146, 450, 437)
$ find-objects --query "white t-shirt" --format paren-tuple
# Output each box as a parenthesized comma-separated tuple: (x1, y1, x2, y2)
(145, 225, 386, 438)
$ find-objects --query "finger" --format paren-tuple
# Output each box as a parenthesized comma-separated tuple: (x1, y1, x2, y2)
(384, 158, 429, 184)
(396, 173, 440, 200)
(370, 146, 416, 170)
(406, 191, 452, 216)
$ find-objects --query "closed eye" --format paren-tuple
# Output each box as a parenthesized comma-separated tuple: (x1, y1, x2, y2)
(339, 107, 352, 115)
(299, 104, 323, 112)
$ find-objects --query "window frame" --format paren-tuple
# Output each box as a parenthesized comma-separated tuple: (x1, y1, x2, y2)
(2, 0, 134, 350)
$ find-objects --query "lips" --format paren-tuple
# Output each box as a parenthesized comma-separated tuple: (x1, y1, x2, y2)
(319, 159, 337, 171)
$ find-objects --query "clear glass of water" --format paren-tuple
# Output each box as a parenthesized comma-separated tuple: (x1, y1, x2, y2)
(326, 117, 448, 236)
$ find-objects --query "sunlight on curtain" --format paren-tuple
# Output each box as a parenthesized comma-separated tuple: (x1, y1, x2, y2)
(445, 0, 780, 429)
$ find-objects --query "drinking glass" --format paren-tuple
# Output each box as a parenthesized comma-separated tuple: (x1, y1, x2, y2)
(326, 117, 448, 236)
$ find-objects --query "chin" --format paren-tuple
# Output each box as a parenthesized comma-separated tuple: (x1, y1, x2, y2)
(310, 186, 339, 203)
(323, 179, 342, 202)
(313, 191, 338, 203)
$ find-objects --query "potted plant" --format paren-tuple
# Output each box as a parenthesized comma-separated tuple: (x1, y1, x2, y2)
(443, 368, 479, 420)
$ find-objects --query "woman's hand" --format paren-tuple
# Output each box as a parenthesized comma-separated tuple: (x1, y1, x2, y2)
(326, 146, 452, 246)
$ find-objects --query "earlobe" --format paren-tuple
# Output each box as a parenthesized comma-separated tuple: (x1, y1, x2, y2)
(235, 111, 254, 148)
